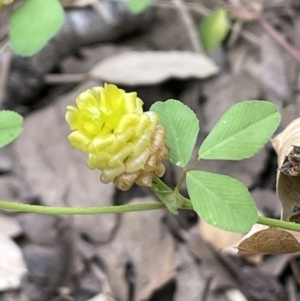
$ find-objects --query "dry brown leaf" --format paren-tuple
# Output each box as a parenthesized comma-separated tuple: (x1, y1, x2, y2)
(199, 220, 243, 250)
(224, 223, 265, 264)
(200, 220, 264, 264)
(272, 118, 300, 220)
(238, 227, 300, 255)
(289, 212, 300, 223)
(89, 51, 219, 85)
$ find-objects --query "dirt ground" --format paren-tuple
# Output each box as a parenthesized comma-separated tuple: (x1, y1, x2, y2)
(1, 0, 300, 300)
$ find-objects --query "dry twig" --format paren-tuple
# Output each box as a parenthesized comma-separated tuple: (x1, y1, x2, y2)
(171, 0, 202, 52)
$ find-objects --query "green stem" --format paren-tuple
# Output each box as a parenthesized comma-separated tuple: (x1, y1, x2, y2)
(188, 157, 201, 171)
(1, 200, 300, 233)
(257, 216, 300, 232)
(175, 158, 201, 193)
(153, 176, 193, 209)
(176, 192, 193, 209)
(0, 200, 166, 215)
(174, 172, 186, 192)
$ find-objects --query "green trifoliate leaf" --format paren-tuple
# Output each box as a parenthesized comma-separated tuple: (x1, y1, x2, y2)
(186, 171, 258, 232)
(0, 111, 23, 147)
(199, 101, 281, 160)
(199, 8, 229, 52)
(151, 99, 199, 168)
(9, 0, 65, 56)
(128, 0, 152, 14)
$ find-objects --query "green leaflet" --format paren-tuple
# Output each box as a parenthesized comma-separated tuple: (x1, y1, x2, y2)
(0, 111, 23, 147)
(187, 170, 258, 232)
(151, 99, 199, 168)
(9, 0, 64, 56)
(199, 101, 281, 160)
(128, 0, 152, 14)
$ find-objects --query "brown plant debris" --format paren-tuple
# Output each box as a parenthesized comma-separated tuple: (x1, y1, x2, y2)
(279, 145, 300, 177)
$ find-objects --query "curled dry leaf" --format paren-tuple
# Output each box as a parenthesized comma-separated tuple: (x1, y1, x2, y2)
(272, 118, 300, 220)
(238, 227, 300, 255)
(228, 223, 266, 264)
(289, 212, 300, 223)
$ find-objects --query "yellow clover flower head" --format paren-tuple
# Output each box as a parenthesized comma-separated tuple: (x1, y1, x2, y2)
(65, 83, 169, 191)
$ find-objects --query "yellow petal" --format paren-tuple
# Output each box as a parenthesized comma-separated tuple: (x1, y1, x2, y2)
(87, 151, 111, 169)
(101, 165, 126, 182)
(125, 148, 150, 173)
(68, 131, 90, 153)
